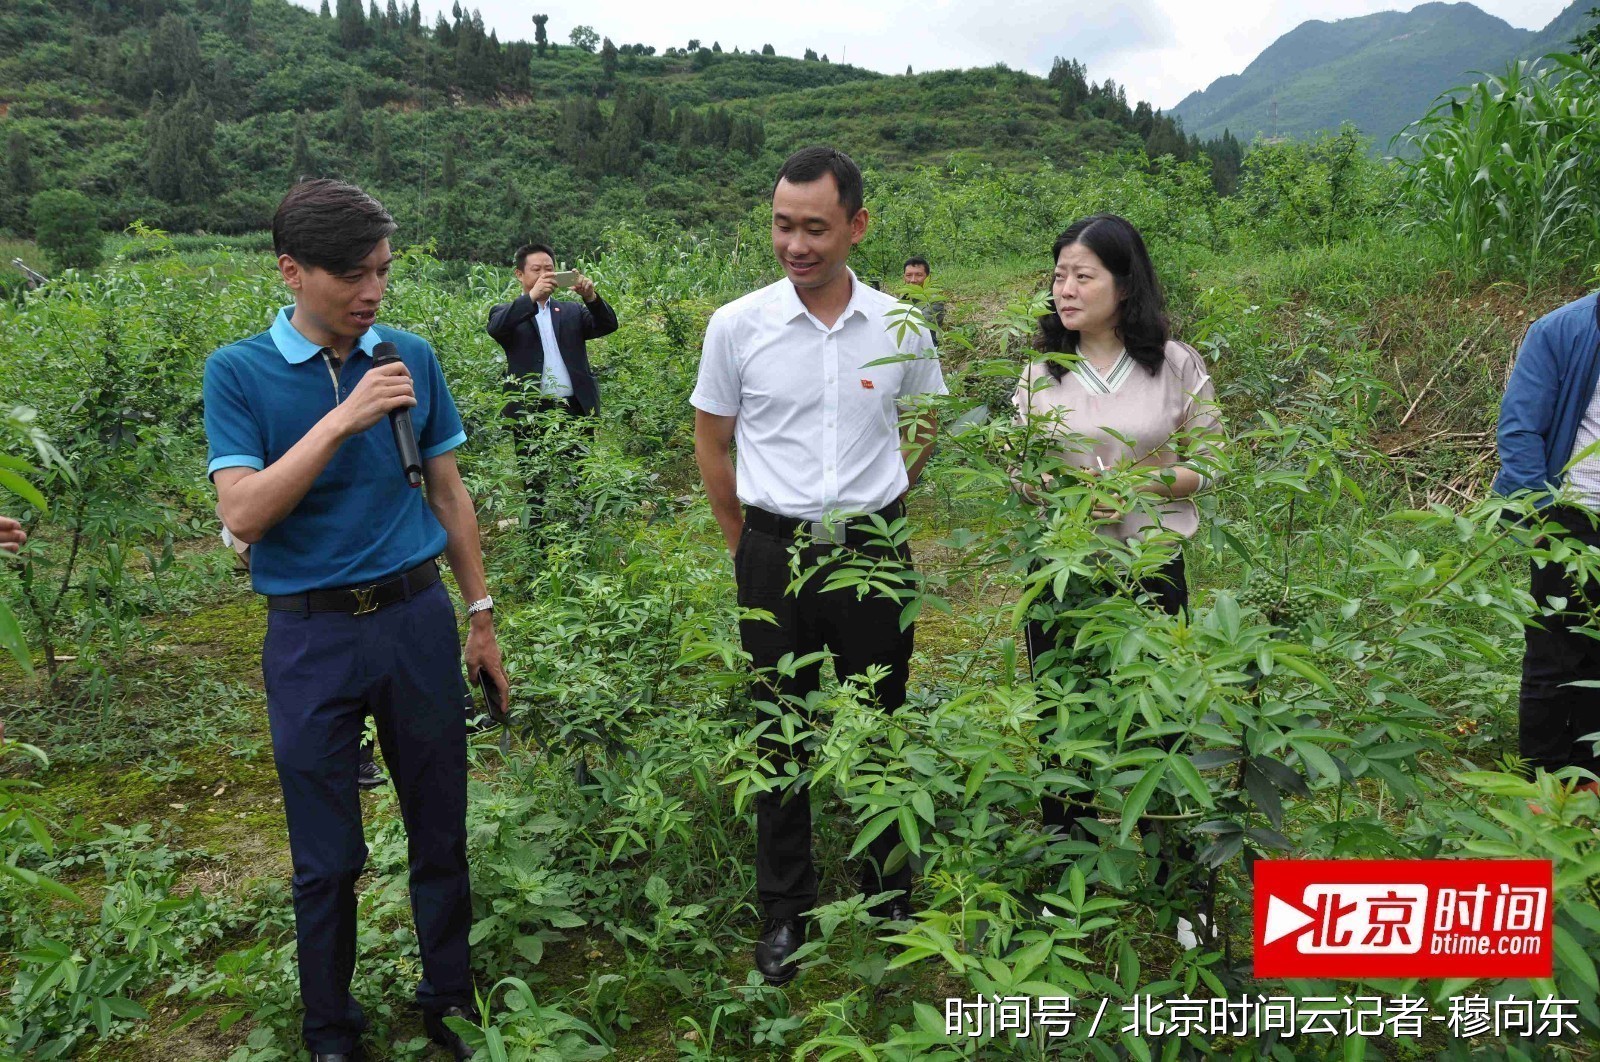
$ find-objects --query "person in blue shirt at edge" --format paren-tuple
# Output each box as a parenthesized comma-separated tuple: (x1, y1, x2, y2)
(1493, 289, 1600, 804)
(203, 178, 508, 1062)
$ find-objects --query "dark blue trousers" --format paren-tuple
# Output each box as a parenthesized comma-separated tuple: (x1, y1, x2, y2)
(263, 579, 472, 1055)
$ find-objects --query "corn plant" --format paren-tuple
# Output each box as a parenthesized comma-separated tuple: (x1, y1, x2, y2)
(1397, 50, 1600, 286)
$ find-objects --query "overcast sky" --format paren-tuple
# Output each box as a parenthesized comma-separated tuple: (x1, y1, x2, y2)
(299, 0, 1574, 110)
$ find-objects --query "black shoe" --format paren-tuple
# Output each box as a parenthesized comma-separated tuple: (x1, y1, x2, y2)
(754, 918, 803, 985)
(356, 759, 387, 790)
(869, 897, 914, 924)
(423, 1005, 477, 1061)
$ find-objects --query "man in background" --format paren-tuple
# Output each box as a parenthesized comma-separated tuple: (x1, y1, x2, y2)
(487, 243, 618, 524)
(901, 255, 945, 343)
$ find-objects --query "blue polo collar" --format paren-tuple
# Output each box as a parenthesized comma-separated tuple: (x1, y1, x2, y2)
(270, 305, 379, 364)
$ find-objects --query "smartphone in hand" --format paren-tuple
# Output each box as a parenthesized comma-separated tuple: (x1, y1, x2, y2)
(478, 670, 507, 726)
(552, 270, 579, 289)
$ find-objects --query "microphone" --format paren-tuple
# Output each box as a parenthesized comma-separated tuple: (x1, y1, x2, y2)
(371, 342, 423, 488)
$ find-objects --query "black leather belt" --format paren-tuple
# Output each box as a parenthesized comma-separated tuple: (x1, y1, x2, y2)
(266, 559, 441, 615)
(742, 500, 905, 547)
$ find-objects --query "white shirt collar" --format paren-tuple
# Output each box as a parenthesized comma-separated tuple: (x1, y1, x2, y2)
(778, 267, 868, 330)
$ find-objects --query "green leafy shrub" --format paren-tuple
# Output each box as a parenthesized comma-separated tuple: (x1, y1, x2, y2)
(28, 190, 102, 272)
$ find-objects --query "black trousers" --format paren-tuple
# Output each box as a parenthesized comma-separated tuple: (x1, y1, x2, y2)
(1026, 553, 1191, 866)
(1521, 509, 1600, 778)
(505, 396, 591, 519)
(735, 512, 917, 923)
(263, 581, 471, 1055)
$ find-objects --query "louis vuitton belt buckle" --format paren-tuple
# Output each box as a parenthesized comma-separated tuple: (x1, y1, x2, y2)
(351, 585, 380, 615)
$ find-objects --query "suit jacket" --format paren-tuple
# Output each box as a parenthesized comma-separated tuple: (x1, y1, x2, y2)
(486, 292, 619, 415)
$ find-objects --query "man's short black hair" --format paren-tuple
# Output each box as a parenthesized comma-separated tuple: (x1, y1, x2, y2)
(514, 243, 556, 270)
(272, 179, 396, 273)
(904, 256, 931, 273)
(773, 146, 864, 219)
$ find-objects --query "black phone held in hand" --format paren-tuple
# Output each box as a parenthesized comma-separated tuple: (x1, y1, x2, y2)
(478, 670, 507, 726)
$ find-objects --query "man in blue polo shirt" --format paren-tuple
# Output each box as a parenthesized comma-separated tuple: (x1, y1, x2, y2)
(204, 179, 506, 1062)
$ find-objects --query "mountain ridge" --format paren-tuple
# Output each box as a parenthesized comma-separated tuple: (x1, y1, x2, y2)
(1170, 1, 1595, 145)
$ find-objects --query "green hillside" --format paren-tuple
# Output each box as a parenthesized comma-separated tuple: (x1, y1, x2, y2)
(1170, 0, 1598, 146)
(0, 0, 1233, 260)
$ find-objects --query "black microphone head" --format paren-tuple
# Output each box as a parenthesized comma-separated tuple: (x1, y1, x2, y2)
(371, 340, 399, 366)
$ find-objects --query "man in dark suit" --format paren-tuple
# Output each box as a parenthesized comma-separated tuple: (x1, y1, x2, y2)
(487, 243, 618, 522)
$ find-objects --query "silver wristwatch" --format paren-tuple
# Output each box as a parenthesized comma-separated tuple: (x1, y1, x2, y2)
(467, 595, 494, 617)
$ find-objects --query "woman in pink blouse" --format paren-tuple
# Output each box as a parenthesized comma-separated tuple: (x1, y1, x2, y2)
(1011, 214, 1222, 944)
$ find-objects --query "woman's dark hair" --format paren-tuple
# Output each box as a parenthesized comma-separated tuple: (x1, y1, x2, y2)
(1035, 214, 1169, 379)
(272, 179, 396, 273)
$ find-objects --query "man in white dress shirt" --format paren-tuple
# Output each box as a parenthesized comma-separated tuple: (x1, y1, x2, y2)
(691, 145, 946, 985)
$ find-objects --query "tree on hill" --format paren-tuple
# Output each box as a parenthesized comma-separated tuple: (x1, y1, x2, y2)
(148, 15, 205, 97)
(762, 43, 775, 56)
(1143, 110, 1192, 162)
(146, 85, 219, 204)
(1204, 128, 1243, 195)
(804, 48, 817, 61)
(532, 13, 548, 57)
(1048, 57, 1089, 118)
(30, 190, 102, 272)
(68, 36, 92, 77)
(570, 25, 598, 52)
(336, 86, 366, 148)
(319, 0, 330, 17)
(2, 130, 34, 234)
(441, 139, 458, 190)
(601, 37, 617, 83)
(371, 110, 393, 182)
(223, 0, 252, 38)
(336, 0, 368, 48)
(290, 117, 317, 180)
(6, 132, 31, 198)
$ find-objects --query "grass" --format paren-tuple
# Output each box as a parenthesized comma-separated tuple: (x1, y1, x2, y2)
(0, 238, 45, 275)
